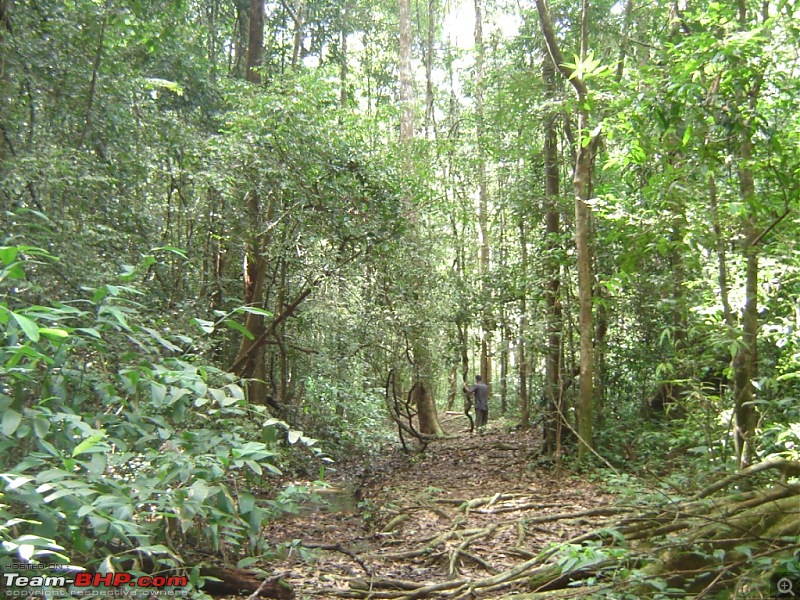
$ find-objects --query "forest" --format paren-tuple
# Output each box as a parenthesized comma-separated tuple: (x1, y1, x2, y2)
(1, 0, 799, 597)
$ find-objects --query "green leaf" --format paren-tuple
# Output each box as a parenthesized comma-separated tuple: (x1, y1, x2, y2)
(237, 556, 261, 569)
(209, 388, 226, 405)
(1, 474, 34, 490)
(193, 318, 215, 334)
(235, 306, 273, 317)
(226, 384, 245, 400)
(77, 327, 102, 339)
(2, 409, 23, 436)
(264, 463, 282, 476)
(39, 328, 70, 340)
(72, 433, 106, 457)
(12, 312, 40, 342)
(189, 479, 211, 504)
(0, 246, 19, 264)
(33, 417, 50, 438)
(224, 319, 255, 340)
(239, 493, 256, 514)
(140, 327, 181, 352)
(119, 264, 137, 281)
(0, 261, 25, 282)
(682, 123, 693, 146)
(99, 306, 131, 331)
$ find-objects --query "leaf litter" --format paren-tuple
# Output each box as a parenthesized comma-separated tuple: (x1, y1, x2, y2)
(254, 421, 618, 599)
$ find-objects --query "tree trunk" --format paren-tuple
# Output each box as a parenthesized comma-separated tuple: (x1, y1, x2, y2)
(535, 0, 596, 459)
(205, 0, 220, 82)
(500, 303, 508, 416)
(733, 189, 759, 470)
(339, 3, 347, 106)
(233, 0, 249, 77)
(291, 0, 305, 70)
(0, 0, 11, 168)
(398, 0, 413, 143)
(424, 0, 436, 137)
(246, 0, 264, 83)
(708, 173, 734, 329)
(399, 0, 443, 437)
(732, 0, 762, 470)
(230, 191, 274, 406)
(518, 220, 529, 429)
(542, 56, 562, 454)
(474, 0, 492, 396)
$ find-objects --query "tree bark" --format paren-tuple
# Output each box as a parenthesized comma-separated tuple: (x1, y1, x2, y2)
(398, 0, 413, 143)
(290, 0, 305, 70)
(708, 173, 734, 329)
(474, 0, 492, 395)
(732, 0, 763, 470)
(231, 191, 273, 405)
(542, 56, 562, 454)
(424, 0, 436, 137)
(399, 0, 443, 437)
(233, 0, 249, 77)
(246, 0, 265, 83)
(339, 3, 347, 106)
(518, 220, 529, 429)
(535, 0, 596, 459)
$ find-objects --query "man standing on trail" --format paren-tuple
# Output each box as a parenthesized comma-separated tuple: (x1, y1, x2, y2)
(463, 375, 489, 432)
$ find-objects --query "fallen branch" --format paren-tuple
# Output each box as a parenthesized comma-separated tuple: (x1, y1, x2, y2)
(302, 542, 373, 578)
(693, 458, 800, 499)
(447, 524, 498, 576)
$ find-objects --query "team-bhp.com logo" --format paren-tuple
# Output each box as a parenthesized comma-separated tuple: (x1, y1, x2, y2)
(3, 564, 189, 597)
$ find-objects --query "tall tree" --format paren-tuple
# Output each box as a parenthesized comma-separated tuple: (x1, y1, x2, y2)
(542, 56, 563, 454)
(535, 0, 596, 458)
(399, 0, 444, 436)
(246, 0, 265, 83)
(730, 0, 763, 469)
(474, 0, 492, 395)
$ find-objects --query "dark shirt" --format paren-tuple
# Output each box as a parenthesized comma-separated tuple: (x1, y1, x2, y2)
(467, 382, 489, 411)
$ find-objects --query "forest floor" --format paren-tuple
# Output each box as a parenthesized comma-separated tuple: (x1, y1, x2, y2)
(260, 415, 620, 599)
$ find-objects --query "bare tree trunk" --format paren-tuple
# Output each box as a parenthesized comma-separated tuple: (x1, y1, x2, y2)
(246, 0, 264, 83)
(290, 0, 305, 70)
(518, 220, 529, 429)
(424, 0, 436, 137)
(535, 0, 595, 459)
(399, 0, 443, 437)
(339, 3, 347, 106)
(732, 0, 763, 470)
(709, 173, 734, 328)
(500, 305, 508, 416)
(232, 0, 249, 76)
(399, 0, 414, 142)
(0, 0, 12, 168)
(474, 0, 492, 396)
(206, 0, 220, 82)
(542, 57, 562, 454)
(231, 192, 273, 406)
(733, 139, 759, 469)
(78, 0, 110, 147)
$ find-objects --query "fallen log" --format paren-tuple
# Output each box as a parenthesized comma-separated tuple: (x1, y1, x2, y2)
(199, 566, 294, 599)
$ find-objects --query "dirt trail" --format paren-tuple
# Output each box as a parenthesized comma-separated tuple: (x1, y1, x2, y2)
(265, 421, 618, 599)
